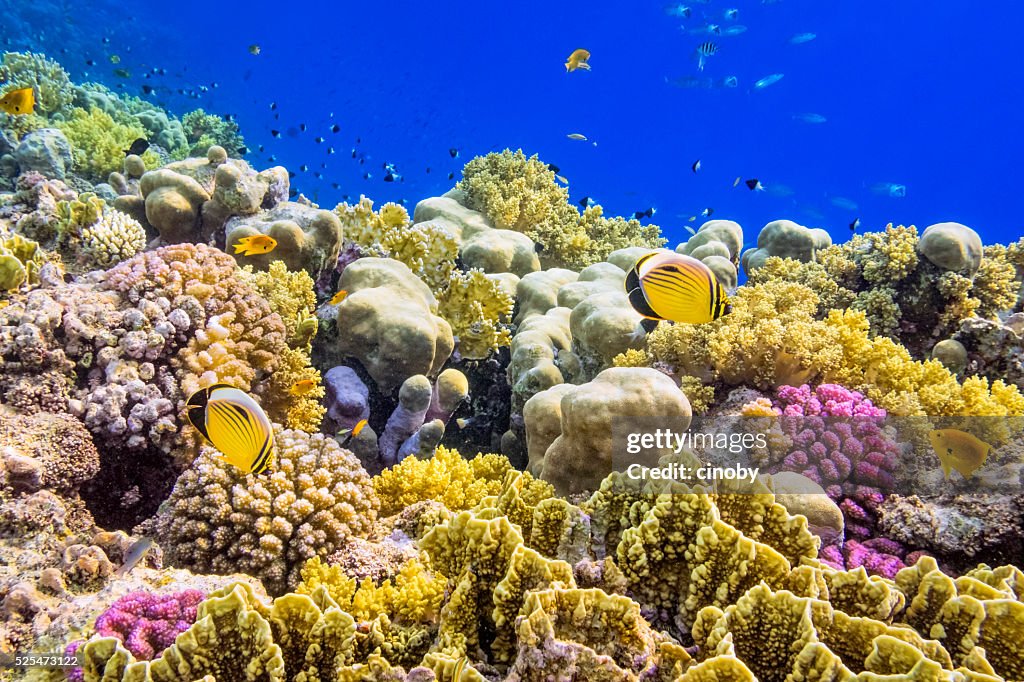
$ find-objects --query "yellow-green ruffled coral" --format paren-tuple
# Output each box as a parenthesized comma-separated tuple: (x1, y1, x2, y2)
(437, 268, 513, 359)
(458, 150, 665, 269)
(239, 261, 324, 431)
(646, 279, 1024, 418)
(55, 107, 148, 181)
(0, 51, 73, 114)
(374, 447, 532, 517)
(0, 232, 45, 291)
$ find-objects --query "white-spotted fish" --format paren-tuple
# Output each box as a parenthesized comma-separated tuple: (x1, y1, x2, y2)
(186, 384, 275, 475)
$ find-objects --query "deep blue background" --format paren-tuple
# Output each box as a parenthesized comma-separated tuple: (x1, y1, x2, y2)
(3, 0, 1021, 249)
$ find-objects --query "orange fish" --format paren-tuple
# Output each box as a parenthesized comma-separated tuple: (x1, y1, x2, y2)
(233, 234, 277, 256)
(338, 418, 369, 447)
(329, 289, 348, 305)
(565, 48, 591, 72)
(0, 87, 35, 115)
(289, 379, 318, 396)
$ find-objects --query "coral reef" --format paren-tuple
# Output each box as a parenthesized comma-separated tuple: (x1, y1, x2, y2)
(0, 51, 74, 114)
(149, 428, 378, 595)
(92, 589, 205, 660)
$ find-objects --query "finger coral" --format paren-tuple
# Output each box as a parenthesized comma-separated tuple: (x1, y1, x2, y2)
(150, 428, 378, 595)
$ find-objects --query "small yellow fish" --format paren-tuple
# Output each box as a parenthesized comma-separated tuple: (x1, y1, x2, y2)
(0, 87, 35, 116)
(289, 379, 317, 396)
(249, 44, 261, 55)
(329, 289, 348, 305)
(567, 133, 587, 141)
(565, 48, 591, 72)
(451, 657, 471, 681)
(232, 234, 277, 256)
(110, 54, 121, 64)
(928, 429, 991, 480)
(186, 384, 275, 475)
(456, 418, 469, 429)
(338, 418, 369, 447)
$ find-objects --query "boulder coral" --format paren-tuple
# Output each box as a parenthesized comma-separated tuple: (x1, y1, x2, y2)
(741, 218, 832, 274)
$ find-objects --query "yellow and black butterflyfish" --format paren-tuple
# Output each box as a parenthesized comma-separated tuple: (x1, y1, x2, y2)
(625, 251, 731, 325)
(186, 384, 275, 475)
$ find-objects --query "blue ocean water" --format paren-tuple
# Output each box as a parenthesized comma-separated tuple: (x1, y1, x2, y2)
(3, 0, 1021, 249)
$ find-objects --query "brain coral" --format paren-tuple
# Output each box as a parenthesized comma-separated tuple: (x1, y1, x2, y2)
(150, 428, 378, 595)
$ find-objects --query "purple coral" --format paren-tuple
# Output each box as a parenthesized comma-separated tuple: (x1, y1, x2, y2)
(770, 384, 899, 499)
(93, 590, 205, 660)
(820, 539, 907, 580)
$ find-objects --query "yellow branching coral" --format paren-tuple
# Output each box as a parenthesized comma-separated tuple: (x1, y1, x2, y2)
(746, 255, 855, 314)
(297, 556, 446, 625)
(239, 261, 324, 431)
(973, 245, 1019, 317)
(374, 446, 536, 517)
(647, 280, 1024, 418)
(335, 196, 459, 291)
(458, 149, 664, 269)
(437, 268, 514, 359)
(55, 107, 148, 181)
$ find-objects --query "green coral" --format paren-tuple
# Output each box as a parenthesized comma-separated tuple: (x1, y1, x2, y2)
(0, 51, 73, 114)
(0, 232, 45, 290)
(181, 108, 245, 157)
(55, 107, 148, 181)
(458, 149, 664, 269)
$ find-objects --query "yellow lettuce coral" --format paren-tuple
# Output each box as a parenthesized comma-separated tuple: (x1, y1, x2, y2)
(437, 268, 514, 359)
(56, 107, 148, 181)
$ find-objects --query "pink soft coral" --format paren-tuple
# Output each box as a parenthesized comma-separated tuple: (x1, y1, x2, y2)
(94, 589, 205, 660)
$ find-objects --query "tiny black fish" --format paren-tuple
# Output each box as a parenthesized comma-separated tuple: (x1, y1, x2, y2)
(331, 124, 340, 133)
(384, 172, 395, 182)
(425, 167, 431, 173)
(351, 149, 357, 158)
(745, 178, 764, 191)
(449, 148, 460, 158)
(86, 59, 96, 66)
(850, 218, 861, 232)
(363, 172, 372, 179)
(633, 207, 655, 220)
(327, 146, 335, 154)
(270, 102, 277, 110)
(579, 196, 596, 208)
(701, 207, 714, 217)
(448, 172, 454, 180)
(124, 138, 150, 156)
(331, 182, 341, 189)
(141, 84, 154, 95)
(315, 136, 324, 143)
(288, 171, 296, 178)
(299, 123, 307, 132)
(268, 155, 277, 162)
(300, 164, 308, 172)
(271, 130, 281, 138)
(546, 163, 560, 174)
(315, 172, 323, 179)
(257, 145, 264, 152)
(238, 146, 248, 155)
(534, 242, 545, 254)
(289, 189, 298, 198)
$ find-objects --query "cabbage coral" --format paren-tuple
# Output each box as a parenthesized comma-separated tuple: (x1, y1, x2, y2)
(56, 107, 148, 181)
(180, 108, 244, 157)
(437, 268, 514, 359)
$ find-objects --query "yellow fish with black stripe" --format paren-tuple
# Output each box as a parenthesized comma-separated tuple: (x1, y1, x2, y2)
(625, 251, 731, 336)
(186, 384, 275, 475)
(928, 428, 991, 480)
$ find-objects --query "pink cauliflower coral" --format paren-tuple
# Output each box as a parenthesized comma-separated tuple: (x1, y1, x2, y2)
(771, 383, 900, 499)
(94, 589, 205, 660)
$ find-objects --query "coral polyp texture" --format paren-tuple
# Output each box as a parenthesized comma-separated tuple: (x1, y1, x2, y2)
(1, 49, 1022, 682)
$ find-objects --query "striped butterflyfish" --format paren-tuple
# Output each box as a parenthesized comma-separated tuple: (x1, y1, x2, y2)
(625, 252, 731, 325)
(185, 384, 275, 475)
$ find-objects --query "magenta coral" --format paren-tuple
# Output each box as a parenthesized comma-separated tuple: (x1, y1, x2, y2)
(821, 539, 907, 580)
(93, 589, 205, 660)
(770, 384, 899, 499)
